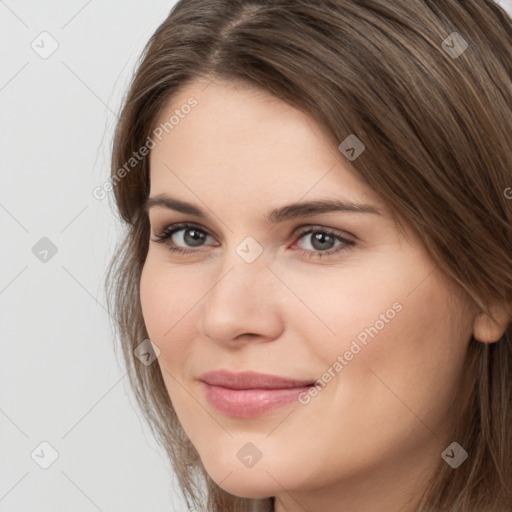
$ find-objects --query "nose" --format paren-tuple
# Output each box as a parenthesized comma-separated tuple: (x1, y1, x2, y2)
(197, 250, 284, 347)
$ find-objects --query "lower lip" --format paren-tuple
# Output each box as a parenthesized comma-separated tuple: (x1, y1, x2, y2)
(202, 382, 312, 418)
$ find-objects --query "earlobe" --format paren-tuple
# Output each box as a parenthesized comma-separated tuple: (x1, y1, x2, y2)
(472, 302, 512, 343)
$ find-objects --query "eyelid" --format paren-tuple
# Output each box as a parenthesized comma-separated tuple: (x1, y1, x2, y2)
(152, 221, 218, 245)
(152, 220, 355, 240)
(152, 221, 356, 259)
(292, 224, 356, 243)
(152, 222, 354, 243)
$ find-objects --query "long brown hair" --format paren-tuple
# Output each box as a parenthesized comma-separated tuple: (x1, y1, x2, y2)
(105, 1, 512, 510)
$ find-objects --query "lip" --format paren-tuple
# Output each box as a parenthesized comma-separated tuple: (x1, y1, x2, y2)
(199, 370, 315, 418)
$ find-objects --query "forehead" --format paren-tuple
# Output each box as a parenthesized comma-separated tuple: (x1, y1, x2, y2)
(149, 79, 385, 213)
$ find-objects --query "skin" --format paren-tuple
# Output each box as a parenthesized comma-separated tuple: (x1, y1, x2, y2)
(139, 77, 510, 512)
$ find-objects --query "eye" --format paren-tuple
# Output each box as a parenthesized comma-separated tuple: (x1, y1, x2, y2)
(293, 227, 354, 258)
(152, 222, 355, 259)
(152, 222, 216, 254)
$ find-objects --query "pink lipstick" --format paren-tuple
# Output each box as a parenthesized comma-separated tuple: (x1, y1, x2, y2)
(199, 369, 314, 418)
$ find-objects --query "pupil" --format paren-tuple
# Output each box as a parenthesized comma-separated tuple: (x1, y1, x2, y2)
(184, 229, 205, 247)
(312, 232, 334, 250)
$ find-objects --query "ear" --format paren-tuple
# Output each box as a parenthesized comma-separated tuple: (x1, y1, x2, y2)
(472, 301, 512, 343)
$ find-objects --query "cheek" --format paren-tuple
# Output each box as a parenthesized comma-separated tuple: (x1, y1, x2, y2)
(275, 261, 408, 366)
(141, 255, 192, 330)
(139, 259, 205, 421)
(285, 257, 471, 418)
(279, 266, 472, 480)
(139, 258, 200, 361)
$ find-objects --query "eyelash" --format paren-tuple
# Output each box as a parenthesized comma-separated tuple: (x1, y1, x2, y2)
(151, 222, 355, 259)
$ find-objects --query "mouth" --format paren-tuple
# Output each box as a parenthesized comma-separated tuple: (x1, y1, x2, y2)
(198, 369, 315, 418)
(199, 369, 315, 389)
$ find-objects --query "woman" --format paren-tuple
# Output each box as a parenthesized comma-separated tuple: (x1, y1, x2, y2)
(105, 1, 512, 510)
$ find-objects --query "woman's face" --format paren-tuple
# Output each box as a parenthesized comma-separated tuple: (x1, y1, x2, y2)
(140, 78, 477, 511)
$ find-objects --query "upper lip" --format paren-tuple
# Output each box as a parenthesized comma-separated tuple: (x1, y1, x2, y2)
(199, 370, 315, 390)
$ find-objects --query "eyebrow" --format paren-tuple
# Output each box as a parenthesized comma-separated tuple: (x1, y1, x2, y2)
(143, 194, 382, 224)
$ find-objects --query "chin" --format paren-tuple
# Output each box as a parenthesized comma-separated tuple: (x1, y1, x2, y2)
(203, 458, 282, 498)
(215, 474, 277, 500)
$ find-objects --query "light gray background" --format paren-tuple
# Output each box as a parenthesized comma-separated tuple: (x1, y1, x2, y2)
(1, 1, 511, 511)
(1, 2, 187, 511)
